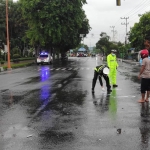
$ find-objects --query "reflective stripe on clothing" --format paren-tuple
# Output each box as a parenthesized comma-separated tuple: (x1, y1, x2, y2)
(94, 65, 104, 72)
(107, 54, 118, 68)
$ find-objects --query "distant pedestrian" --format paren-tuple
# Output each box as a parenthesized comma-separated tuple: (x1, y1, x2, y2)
(139, 36, 150, 65)
(107, 50, 119, 88)
(138, 49, 150, 103)
(92, 65, 112, 94)
(101, 55, 104, 61)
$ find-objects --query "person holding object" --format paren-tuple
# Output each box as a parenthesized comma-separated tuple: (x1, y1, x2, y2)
(92, 65, 112, 94)
(138, 49, 150, 103)
(107, 49, 119, 88)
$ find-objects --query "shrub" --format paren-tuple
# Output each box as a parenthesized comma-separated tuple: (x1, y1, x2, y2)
(1, 61, 4, 65)
(13, 54, 20, 59)
(13, 59, 19, 63)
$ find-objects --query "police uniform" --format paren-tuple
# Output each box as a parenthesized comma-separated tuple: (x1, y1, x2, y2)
(92, 65, 112, 93)
(107, 50, 118, 87)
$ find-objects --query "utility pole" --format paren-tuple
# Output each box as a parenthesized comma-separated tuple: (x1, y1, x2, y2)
(121, 17, 129, 44)
(6, 0, 11, 70)
(90, 34, 94, 48)
(110, 26, 116, 42)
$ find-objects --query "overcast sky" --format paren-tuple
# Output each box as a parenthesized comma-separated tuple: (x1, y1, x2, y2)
(83, 0, 150, 47)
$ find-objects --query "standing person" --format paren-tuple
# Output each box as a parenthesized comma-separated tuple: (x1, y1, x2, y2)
(139, 36, 150, 65)
(92, 64, 112, 93)
(107, 50, 119, 87)
(138, 49, 150, 103)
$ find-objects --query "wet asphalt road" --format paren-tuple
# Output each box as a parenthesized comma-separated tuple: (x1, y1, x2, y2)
(0, 57, 150, 150)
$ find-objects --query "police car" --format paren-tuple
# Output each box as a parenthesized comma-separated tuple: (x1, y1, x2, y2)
(37, 52, 53, 65)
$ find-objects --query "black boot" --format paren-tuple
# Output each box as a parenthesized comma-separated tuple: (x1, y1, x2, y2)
(107, 89, 112, 93)
(113, 84, 118, 88)
(92, 88, 95, 93)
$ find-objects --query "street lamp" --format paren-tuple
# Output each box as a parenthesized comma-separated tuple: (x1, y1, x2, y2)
(6, 0, 11, 70)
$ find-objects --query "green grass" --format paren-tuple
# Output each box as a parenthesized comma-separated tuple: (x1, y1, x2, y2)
(2, 62, 34, 70)
(10, 57, 35, 62)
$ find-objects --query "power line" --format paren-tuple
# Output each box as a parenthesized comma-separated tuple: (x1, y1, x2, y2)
(121, 17, 129, 44)
(123, 0, 149, 17)
(114, 0, 150, 27)
(110, 26, 116, 41)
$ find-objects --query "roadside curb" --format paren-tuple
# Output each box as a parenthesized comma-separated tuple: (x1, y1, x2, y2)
(118, 58, 139, 65)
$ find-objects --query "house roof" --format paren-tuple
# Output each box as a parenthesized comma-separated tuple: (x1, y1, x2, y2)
(78, 47, 86, 52)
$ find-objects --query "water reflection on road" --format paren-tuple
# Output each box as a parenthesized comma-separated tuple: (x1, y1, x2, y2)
(40, 67, 51, 105)
(139, 103, 150, 149)
(92, 89, 117, 120)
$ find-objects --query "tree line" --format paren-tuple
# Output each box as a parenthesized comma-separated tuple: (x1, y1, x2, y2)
(95, 11, 150, 59)
(0, 0, 91, 60)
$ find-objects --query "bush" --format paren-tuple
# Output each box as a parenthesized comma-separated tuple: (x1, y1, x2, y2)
(2, 62, 34, 71)
(13, 59, 19, 63)
(13, 54, 20, 59)
(1, 61, 4, 65)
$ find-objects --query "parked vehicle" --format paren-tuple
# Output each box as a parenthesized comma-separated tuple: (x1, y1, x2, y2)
(37, 52, 53, 65)
(77, 52, 87, 57)
(131, 51, 140, 62)
(61, 53, 68, 61)
(84, 53, 88, 57)
(77, 53, 83, 57)
(91, 53, 96, 57)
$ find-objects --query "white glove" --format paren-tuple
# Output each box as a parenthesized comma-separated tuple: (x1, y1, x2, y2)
(102, 87, 105, 91)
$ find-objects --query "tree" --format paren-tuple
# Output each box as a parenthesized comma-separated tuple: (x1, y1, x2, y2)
(20, 0, 91, 56)
(129, 11, 150, 51)
(96, 32, 111, 55)
(96, 32, 125, 56)
(0, 0, 28, 57)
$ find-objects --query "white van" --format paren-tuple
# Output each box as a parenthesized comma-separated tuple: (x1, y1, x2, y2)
(37, 52, 53, 65)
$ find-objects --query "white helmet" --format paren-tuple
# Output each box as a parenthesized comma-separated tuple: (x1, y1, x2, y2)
(103, 67, 109, 75)
(111, 49, 117, 52)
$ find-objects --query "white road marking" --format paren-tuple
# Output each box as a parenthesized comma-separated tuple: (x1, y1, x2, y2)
(74, 68, 78, 70)
(56, 68, 61, 70)
(68, 68, 72, 70)
(63, 81, 67, 84)
(58, 84, 62, 88)
(61, 68, 66, 70)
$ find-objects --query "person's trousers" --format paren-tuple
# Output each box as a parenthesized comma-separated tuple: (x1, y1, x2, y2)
(109, 68, 117, 85)
(92, 71, 111, 90)
(141, 78, 150, 93)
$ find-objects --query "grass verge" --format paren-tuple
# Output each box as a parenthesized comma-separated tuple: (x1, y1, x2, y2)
(2, 62, 35, 71)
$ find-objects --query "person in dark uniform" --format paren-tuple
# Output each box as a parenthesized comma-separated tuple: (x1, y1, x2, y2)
(92, 65, 112, 93)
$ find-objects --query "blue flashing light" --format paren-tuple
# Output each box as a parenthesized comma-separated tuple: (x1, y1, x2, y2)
(40, 52, 48, 55)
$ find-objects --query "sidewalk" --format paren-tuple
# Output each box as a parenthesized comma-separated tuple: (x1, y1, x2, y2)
(117, 58, 140, 65)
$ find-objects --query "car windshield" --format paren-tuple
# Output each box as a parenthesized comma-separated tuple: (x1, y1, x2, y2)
(40, 55, 48, 57)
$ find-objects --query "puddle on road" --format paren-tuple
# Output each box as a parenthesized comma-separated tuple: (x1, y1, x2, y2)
(45, 90, 87, 116)
(39, 130, 74, 144)
(0, 90, 27, 108)
(22, 76, 41, 84)
(131, 75, 141, 84)
(120, 71, 140, 84)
